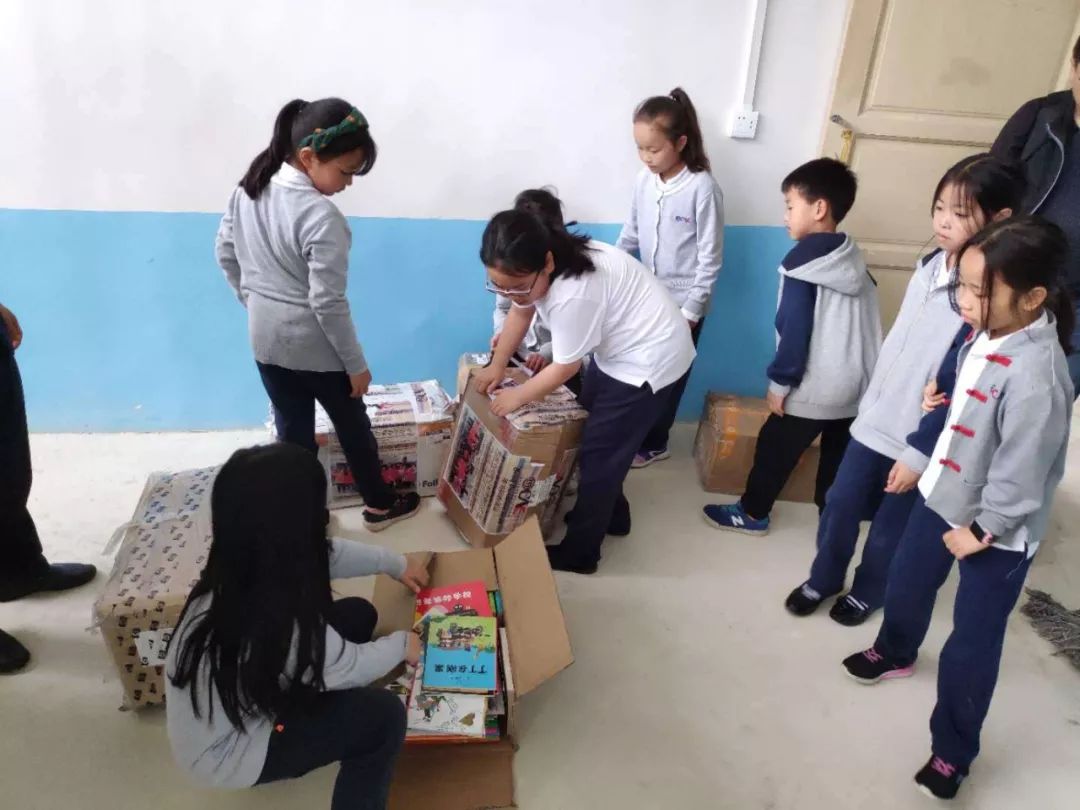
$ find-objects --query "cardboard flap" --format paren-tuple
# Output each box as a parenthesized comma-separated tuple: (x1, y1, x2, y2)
(493, 517, 573, 697)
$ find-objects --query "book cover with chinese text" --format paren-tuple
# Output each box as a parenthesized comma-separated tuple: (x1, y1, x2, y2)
(422, 615, 498, 693)
(413, 580, 492, 625)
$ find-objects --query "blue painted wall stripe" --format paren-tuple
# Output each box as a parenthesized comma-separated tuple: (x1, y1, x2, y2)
(0, 210, 791, 432)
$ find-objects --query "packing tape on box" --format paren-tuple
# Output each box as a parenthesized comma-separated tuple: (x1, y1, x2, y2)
(718, 401, 740, 460)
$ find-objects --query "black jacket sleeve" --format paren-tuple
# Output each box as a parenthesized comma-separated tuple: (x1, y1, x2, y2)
(992, 97, 1043, 162)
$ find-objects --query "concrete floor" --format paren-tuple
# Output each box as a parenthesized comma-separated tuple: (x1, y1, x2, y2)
(2, 426, 1079, 809)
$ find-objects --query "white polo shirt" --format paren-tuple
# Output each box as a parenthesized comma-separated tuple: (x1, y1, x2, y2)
(532, 241, 696, 392)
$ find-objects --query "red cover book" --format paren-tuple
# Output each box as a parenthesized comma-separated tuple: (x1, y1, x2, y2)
(413, 580, 492, 625)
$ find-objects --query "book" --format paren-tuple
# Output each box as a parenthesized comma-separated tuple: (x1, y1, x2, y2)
(407, 659, 489, 739)
(422, 615, 498, 693)
(413, 580, 492, 626)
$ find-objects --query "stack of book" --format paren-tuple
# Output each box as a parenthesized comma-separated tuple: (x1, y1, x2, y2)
(387, 580, 509, 744)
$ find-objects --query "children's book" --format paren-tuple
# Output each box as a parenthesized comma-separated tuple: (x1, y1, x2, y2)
(407, 659, 489, 739)
(413, 580, 492, 625)
(422, 615, 498, 693)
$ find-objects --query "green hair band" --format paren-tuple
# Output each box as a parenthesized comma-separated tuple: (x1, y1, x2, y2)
(298, 107, 369, 153)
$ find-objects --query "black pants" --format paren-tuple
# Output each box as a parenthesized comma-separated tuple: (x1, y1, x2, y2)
(0, 318, 46, 584)
(740, 413, 853, 520)
(559, 364, 674, 566)
(258, 363, 396, 510)
(258, 598, 407, 810)
(639, 319, 703, 453)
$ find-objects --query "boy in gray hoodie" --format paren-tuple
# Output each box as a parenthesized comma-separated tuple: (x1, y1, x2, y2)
(704, 159, 881, 535)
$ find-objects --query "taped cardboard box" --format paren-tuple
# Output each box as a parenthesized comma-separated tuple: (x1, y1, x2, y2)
(376, 517, 573, 810)
(694, 393, 819, 503)
(93, 467, 216, 709)
(271, 380, 456, 509)
(439, 365, 587, 549)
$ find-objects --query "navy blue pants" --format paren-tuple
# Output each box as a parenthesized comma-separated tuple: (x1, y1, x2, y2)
(258, 598, 405, 810)
(874, 495, 1031, 771)
(640, 319, 703, 453)
(807, 439, 917, 608)
(559, 364, 675, 566)
(258, 363, 396, 510)
(0, 317, 46, 583)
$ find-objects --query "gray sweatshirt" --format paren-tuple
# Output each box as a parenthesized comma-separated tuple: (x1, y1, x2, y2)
(493, 294, 553, 360)
(851, 251, 963, 462)
(767, 235, 882, 420)
(216, 163, 368, 375)
(165, 540, 408, 788)
(922, 316, 1073, 557)
(615, 166, 724, 321)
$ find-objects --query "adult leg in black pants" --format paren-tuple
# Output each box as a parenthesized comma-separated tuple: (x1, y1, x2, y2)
(635, 319, 704, 465)
(0, 304, 96, 672)
(549, 364, 673, 574)
(258, 597, 407, 810)
(257, 363, 406, 516)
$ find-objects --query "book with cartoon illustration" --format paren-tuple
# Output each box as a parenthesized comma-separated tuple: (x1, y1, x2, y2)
(422, 615, 499, 693)
(413, 580, 492, 625)
(406, 659, 489, 739)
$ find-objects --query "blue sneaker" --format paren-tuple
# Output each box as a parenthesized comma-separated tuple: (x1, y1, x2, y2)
(702, 502, 770, 536)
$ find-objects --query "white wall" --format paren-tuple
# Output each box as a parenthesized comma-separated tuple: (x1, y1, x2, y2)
(0, 0, 847, 225)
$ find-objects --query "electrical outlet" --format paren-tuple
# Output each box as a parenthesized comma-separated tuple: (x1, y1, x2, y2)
(730, 109, 759, 140)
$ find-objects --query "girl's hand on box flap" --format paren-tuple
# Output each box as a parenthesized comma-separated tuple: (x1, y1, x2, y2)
(473, 363, 505, 395)
(398, 555, 430, 593)
(491, 387, 528, 417)
(405, 631, 422, 667)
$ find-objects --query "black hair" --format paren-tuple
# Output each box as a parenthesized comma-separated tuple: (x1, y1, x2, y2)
(781, 158, 858, 223)
(480, 208, 595, 281)
(240, 98, 377, 199)
(932, 153, 1025, 224)
(633, 87, 711, 173)
(955, 215, 1074, 352)
(513, 187, 577, 231)
(169, 443, 335, 730)
(1073, 33, 1080, 65)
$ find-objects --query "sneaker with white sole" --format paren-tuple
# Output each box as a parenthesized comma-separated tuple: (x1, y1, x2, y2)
(364, 492, 421, 533)
(842, 646, 915, 684)
(631, 448, 670, 469)
(702, 502, 770, 536)
(914, 755, 965, 800)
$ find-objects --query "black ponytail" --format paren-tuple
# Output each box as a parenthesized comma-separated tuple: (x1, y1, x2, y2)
(957, 215, 1074, 352)
(241, 99, 308, 199)
(633, 86, 711, 173)
(480, 208, 595, 281)
(239, 97, 378, 200)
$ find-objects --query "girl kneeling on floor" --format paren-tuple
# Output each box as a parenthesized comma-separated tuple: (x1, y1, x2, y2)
(841, 216, 1074, 801)
(166, 443, 428, 810)
(474, 205, 695, 574)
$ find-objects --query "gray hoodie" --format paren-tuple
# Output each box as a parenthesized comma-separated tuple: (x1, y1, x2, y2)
(853, 250, 964, 462)
(767, 234, 882, 420)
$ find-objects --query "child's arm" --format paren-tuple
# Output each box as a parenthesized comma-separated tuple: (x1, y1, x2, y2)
(329, 538, 407, 580)
(475, 304, 535, 393)
(490, 361, 582, 417)
(973, 388, 1070, 541)
(303, 212, 368, 376)
(766, 278, 817, 402)
(615, 188, 640, 256)
(681, 185, 725, 322)
(215, 205, 243, 305)
(319, 626, 410, 691)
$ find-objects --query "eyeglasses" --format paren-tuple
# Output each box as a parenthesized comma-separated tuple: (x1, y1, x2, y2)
(485, 272, 540, 297)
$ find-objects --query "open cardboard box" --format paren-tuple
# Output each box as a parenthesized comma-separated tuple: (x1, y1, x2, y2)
(373, 516, 573, 809)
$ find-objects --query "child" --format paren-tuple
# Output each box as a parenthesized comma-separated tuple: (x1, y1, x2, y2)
(474, 205, 695, 574)
(167, 443, 429, 810)
(784, 154, 1024, 626)
(703, 158, 880, 534)
(841, 217, 1074, 800)
(615, 88, 724, 468)
(216, 97, 419, 532)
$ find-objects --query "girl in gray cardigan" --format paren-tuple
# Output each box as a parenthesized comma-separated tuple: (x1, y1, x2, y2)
(216, 98, 419, 532)
(841, 217, 1074, 801)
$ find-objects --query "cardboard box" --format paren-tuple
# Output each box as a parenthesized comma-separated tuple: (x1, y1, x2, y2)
(375, 517, 573, 810)
(93, 467, 216, 708)
(271, 380, 456, 509)
(439, 364, 587, 549)
(694, 393, 820, 503)
(457, 352, 491, 399)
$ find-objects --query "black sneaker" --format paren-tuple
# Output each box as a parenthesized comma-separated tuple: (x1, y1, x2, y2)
(785, 582, 827, 616)
(363, 492, 421, 533)
(842, 647, 915, 684)
(829, 594, 875, 627)
(546, 545, 598, 575)
(0, 629, 31, 674)
(914, 755, 965, 800)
